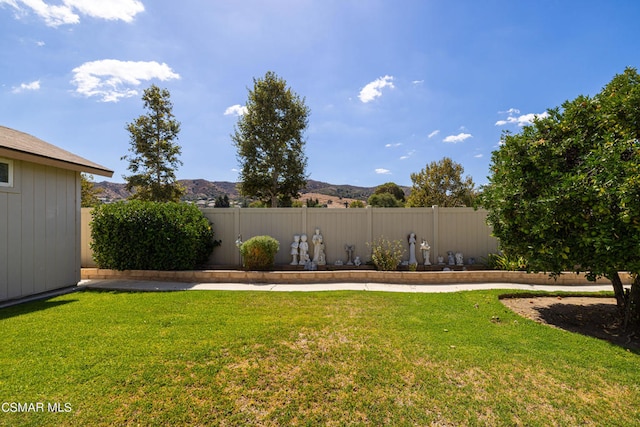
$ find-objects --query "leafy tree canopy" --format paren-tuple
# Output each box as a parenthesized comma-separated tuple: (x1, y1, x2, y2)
(406, 157, 476, 207)
(374, 182, 406, 203)
(214, 195, 230, 208)
(481, 67, 640, 331)
(368, 192, 404, 207)
(233, 71, 310, 207)
(81, 173, 102, 208)
(122, 85, 184, 202)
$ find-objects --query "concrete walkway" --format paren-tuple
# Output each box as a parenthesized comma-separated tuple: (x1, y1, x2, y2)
(79, 279, 619, 294)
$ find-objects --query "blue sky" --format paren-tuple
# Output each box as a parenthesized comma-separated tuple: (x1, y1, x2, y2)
(2, 1, 640, 188)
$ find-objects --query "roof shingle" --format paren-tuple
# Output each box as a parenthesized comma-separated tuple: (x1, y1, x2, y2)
(0, 126, 113, 177)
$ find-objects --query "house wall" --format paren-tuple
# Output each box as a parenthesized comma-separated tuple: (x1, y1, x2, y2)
(0, 160, 80, 302)
(81, 206, 499, 268)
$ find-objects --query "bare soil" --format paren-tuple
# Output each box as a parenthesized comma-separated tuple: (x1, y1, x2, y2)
(501, 296, 639, 350)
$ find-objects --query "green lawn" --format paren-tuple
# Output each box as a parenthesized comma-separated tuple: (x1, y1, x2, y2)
(1, 289, 638, 426)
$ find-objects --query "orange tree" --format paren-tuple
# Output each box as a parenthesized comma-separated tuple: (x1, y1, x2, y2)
(481, 68, 640, 331)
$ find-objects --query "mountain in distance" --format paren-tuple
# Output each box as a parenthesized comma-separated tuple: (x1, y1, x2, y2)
(94, 179, 411, 205)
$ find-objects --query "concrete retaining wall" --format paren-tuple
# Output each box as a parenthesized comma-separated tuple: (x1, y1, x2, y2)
(81, 268, 633, 286)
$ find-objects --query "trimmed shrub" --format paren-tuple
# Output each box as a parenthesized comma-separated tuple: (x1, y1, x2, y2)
(90, 201, 218, 271)
(240, 235, 280, 270)
(368, 237, 405, 271)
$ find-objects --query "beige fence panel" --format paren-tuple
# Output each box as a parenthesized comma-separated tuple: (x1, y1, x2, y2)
(81, 206, 499, 268)
(236, 208, 304, 265)
(435, 207, 498, 264)
(306, 208, 370, 265)
(201, 208, 238, 266)
(370, 207, 435, 263)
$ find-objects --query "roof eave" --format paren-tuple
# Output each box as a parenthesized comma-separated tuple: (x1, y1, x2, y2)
(0, 147, 114, 178)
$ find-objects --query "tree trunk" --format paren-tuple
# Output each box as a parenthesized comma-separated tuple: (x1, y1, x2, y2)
(608, 272, 627, 312)
(624, 274, 640, 332)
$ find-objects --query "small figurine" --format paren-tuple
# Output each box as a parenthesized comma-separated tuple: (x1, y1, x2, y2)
(455, 252, 464, 266)
(290, 235, 300, 265)
(447, 251, 455, 266)
(298, 234, 310, 265)
(345, 244, 355, 265)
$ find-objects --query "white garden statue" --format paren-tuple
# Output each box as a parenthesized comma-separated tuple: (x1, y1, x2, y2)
(455, 252, 464, 266)
(408, 232, 417, 265)
(312, 228, 326, 265)
(420, 239, 431, 266)
(298, 234, 310, 265)
(290, 235, 300, 265)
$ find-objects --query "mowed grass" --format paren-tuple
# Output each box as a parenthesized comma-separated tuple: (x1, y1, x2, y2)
(1, 289, 639, 426)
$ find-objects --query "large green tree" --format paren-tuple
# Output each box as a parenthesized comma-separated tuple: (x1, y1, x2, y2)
(406, 157, 476, 207)
(481, 68, 640, 331)
(232, 71, 310, 207)
(368, 192, 403, 207)
(122, 85, 184, 202)
(373, 182, 405, 203)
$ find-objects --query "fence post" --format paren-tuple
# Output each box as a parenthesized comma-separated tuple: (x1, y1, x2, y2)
(432, 205, 439, 263)
(366, 206, 373, 256)
(234, 206, 241, 265)
(301, 205, 307, 235)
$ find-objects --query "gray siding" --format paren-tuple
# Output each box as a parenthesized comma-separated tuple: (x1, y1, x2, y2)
(1, 160, 80, 302)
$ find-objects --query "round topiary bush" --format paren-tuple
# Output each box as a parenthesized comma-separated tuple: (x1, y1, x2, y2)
(240, 235, 280, 270)
(90, 201, 218, 271)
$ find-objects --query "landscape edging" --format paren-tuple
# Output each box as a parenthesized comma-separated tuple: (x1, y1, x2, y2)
(80, 268, 632, 286)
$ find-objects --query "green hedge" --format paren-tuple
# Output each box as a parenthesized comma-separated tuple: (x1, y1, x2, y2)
(240, 235, 280, 270)
(90, 201, 218, 271)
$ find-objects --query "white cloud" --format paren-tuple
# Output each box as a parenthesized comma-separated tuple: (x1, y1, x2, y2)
(400, 149, 416, 160)
(495, 110, 549, 126)
(224, 104, 248, 116)
(1, 0, 144, 27)
(499, 108, 520, 115)
(428, 130, 440, 138)
(474, 154, 483, 158)
(12, 79, 40, 93)
(384, 142, 402, 148)
(71, 59, 180, 102)
(359, 75, 394, 103)
(443, 133, 472, 143)
(375, 168, 391, 175)
(412, 80, 424, 85)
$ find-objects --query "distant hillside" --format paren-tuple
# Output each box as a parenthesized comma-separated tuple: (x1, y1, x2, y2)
(93, 179, 410, 204)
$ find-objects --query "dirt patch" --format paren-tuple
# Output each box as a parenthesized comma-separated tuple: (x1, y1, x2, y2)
(501, 296, 639, 351)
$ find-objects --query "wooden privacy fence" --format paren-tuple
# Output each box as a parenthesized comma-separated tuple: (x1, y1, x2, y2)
(81, 206, 498, 268)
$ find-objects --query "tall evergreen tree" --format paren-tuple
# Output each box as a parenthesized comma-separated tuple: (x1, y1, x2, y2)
(232, 71, 309, 207)
(122, 84, 184, 202)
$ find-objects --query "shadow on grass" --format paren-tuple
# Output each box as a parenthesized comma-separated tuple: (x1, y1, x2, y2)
(536, 302, 639, 353)
(0, 299, 79, 321)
